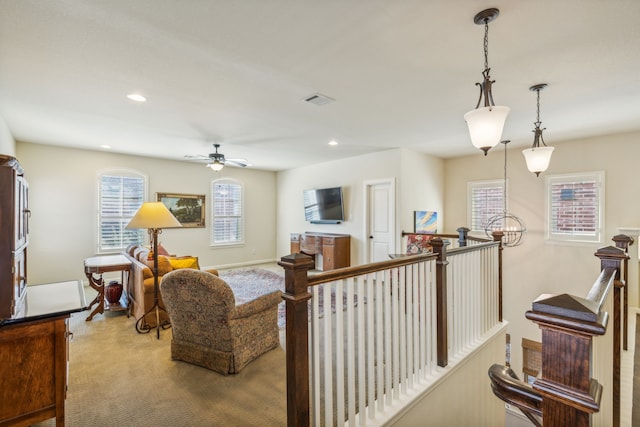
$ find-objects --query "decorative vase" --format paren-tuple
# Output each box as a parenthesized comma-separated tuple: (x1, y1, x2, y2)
(105, 280, 123, 304)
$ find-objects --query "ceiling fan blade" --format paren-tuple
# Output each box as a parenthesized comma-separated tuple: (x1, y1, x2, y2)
(184, 154, 209, 160)
(226, 158, 249, 167)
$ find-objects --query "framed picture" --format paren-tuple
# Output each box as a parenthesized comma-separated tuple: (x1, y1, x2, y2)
(156, 193, 205, 228)
(414, 210, 437, 234)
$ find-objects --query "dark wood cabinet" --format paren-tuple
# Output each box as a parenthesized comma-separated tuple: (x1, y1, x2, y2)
(0, 316, 69, 427)
(0, 280, 86, 427)
(290, 232, 350, 271)
(0, 155, 29, 319)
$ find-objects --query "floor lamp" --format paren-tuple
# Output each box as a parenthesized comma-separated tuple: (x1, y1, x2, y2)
(126, 202, 181, 339)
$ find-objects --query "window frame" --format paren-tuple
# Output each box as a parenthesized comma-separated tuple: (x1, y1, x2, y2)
(211, 178, 245, 247)
(467, 179, 506, 233)
(545, 171, 605, 245)
(96, 168, 148, 254)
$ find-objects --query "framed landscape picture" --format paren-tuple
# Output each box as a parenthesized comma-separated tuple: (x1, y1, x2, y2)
(157, 193, 205, 228)
(414, 210, 437, 234)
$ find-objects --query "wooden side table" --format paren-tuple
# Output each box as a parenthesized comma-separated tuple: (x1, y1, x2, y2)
(84, 254, 132, 321)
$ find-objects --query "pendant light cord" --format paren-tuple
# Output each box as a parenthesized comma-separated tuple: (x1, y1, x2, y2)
(502, 140, 508, 215)
(484, 20, 490, 72)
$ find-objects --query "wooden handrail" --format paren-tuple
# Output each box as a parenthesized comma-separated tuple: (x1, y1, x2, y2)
(488, 364, 542, 427)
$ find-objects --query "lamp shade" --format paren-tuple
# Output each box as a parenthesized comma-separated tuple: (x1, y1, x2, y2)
(126, 202, 182, 229)
(464, 106, 510, 154)
(522, 146, 554, 176)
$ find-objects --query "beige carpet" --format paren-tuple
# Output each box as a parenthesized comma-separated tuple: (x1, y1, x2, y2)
(33, 308, 287, 427)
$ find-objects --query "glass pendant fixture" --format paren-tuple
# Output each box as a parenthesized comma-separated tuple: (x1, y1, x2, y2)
(522, 83, 554, 176)
(464, 8, 510, 156)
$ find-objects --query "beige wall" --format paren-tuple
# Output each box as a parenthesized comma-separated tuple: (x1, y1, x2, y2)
(16, 142, 277, 285)
(276, 148, 444, 265)
(444, 130, 640, 377)
(0, 116, 16, 156)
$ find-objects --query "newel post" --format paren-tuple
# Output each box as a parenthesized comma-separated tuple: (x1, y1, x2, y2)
(456, 226, 469, 247)
(431, 237, 449, 367)
(526, 296, 607, 427)
(594, 245, 627, 427)
(278, 253, 315, 427)
(492, 230, 504, 322)
(612, 234, 634, 350)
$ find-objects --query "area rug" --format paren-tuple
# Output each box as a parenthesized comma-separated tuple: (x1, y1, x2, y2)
(218, 268, 362, 329)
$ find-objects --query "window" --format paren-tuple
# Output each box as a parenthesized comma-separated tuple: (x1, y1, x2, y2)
(468, 179, 505, 232)
(98, 170, 147, 252)
(211, 179, 244, 246)
(545, 171, 604, 243)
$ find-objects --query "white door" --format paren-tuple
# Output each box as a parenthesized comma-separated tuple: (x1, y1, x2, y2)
(366, 179, 395, 263)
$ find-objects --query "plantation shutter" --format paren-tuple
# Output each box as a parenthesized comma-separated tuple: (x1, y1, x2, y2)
(547, 172, 603, 243)
(468, 180, 504, 232)
(212, 180, 244, 245)
(99, 174, 145, 252)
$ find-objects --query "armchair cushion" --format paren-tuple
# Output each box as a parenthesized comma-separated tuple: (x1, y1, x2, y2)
(145, 255, 173, 276)
(168, 255, 200, 270)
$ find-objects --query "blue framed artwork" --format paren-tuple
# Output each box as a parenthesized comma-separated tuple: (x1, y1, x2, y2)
(414, 210, 437, 234)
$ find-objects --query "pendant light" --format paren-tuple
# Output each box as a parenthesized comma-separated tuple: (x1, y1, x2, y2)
(522, 84, 554, 176)
(464, 8, 510, 156)
(484, 140, 527, 247)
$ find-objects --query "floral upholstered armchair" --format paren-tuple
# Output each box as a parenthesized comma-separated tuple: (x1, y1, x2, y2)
(160, 269, 282, 375)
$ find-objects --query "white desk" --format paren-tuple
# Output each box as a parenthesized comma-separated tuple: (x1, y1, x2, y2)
(26, 280, 87, 317)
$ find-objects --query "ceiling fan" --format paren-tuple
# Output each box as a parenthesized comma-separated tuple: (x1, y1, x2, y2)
(184, 144, 249, 171)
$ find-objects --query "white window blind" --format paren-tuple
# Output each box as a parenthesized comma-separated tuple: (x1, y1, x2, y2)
(98, 172, 146, 252)
(212, 179, 244, 246)
(546, 172, 604, 243)
(468, 179, 505, 232)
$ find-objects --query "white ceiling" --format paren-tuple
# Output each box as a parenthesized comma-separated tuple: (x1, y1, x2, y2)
(1, 1, 639, 171)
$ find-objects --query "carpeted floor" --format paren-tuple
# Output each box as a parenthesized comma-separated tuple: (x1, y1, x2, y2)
(33, 297, 287, 426)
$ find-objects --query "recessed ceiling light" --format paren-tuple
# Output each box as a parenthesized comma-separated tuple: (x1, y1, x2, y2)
(328, 140, 339, 146)
(100, 144, 111, 149)
(127, 93, 147, 102)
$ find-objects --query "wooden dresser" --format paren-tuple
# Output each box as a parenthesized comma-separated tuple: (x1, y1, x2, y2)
(290, 232, 350, 271)
(0, 280, 86, 427)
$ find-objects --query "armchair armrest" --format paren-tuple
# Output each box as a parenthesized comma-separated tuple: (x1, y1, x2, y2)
(233, 290, 282, 319)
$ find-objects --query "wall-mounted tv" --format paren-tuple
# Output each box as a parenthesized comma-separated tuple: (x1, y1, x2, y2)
(303, 187, 345, 224)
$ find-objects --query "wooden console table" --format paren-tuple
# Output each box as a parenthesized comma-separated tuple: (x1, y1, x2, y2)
(290, 232, 350, 271)
(0, 280, 87, 427)
(84, 254, 131, 321)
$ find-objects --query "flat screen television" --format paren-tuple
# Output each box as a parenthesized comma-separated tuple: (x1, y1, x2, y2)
(303, 187, 345, 223)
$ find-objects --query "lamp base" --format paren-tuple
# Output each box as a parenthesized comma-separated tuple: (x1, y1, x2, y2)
(135, 301, 171, 339)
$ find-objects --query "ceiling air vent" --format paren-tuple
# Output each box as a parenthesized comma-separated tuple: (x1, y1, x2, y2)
(303, 93, 335, 106)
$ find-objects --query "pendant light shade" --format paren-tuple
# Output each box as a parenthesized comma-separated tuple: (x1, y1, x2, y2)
(522, 146, 554, 176)
(464, 106, 510, 155)
(522, 84, 553, 176)
(465, 8, 510, 155)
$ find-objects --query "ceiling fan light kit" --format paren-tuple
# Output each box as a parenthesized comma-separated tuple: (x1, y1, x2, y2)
(522, 83, 554, 177)
(465, 8, 510, 156)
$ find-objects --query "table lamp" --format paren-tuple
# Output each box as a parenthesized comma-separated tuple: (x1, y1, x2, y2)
(126, 202, 181, 338)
